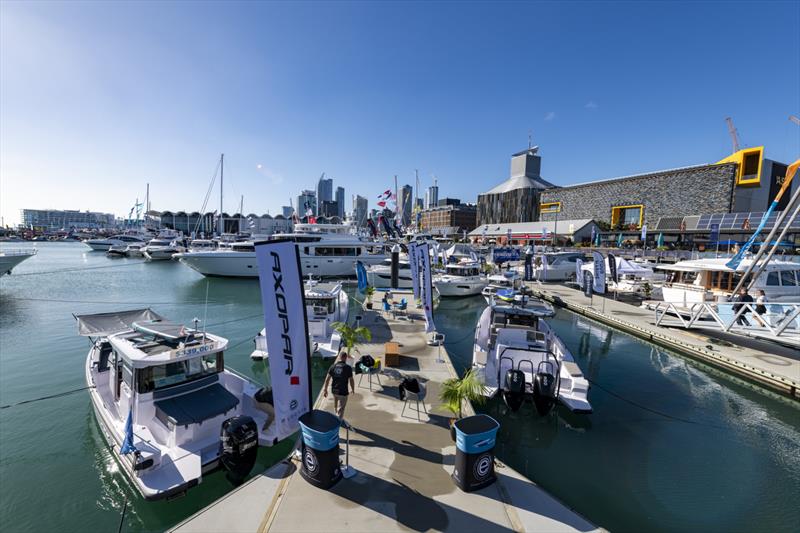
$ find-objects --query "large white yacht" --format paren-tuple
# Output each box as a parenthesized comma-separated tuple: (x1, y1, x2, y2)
(366, 257, 413, 289)
(657, 257, 800, 305)
(78, 310, 279, 501)
(0, 248, 37, 276)
(251, 280, 349, 360)
(142, 238, 186, 261)
(175, 224, 386, 278)
(471, 296, 592, 415)
(433, 261, 488, 297)
(85, 234, 148, 252)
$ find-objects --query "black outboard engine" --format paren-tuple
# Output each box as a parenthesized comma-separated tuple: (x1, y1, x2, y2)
(502, 369, 525, 412)
(220, 416, 258, 485)
(532, 361, 557, 416)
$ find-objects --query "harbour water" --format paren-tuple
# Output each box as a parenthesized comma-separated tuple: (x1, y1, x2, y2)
(1, 242, 798, 532)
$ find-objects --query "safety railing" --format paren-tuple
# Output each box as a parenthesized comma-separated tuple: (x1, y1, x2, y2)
(654, 301, 800, 339)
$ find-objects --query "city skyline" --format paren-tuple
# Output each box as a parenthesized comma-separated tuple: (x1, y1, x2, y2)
(2, 1, 798, 225)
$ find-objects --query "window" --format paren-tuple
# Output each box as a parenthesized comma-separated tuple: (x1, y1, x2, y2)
(766, 272, 780, 286)
(610, 205, 644, 228)
(307, 297, 335, 314)
(780, 270, 797, 287)
(539, 202, 561, 214)
(136, 354, 221, 393)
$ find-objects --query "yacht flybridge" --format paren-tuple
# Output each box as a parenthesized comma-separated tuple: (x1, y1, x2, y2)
(433, 260, 488, 297)
(471, 295, 592, 415)
(78, 309, 279, 501)
(251, 280, 349, 360)
(366, 257, 413, 288)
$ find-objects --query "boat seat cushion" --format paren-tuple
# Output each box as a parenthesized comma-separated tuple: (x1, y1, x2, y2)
(155, 383, 239, 427)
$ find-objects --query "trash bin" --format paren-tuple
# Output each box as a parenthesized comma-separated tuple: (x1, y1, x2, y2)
(298, 410, 342, 489)
(452, 414, 500, 492)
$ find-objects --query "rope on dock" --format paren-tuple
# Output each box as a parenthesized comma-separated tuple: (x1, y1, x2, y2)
(1, 385, 96, 410)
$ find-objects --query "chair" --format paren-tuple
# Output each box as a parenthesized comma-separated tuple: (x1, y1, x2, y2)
(401, 381, 428, 421)
(396, 298, 408, 319)
(358, 359, 383, 391)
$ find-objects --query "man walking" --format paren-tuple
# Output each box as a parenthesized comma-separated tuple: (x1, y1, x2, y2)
(323, 351, 355, 423)
(732, 287, 753, 326)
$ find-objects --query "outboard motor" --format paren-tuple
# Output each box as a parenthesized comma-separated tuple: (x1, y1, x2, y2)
(502, 369, 525, 412)
(532, 361, 557, 416)
(220, 416, 258, 485)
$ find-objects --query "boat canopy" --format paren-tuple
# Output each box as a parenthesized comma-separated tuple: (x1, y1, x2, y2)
(75, 308, 165, 337)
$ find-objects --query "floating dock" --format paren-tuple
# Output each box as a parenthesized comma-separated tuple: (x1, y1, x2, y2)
(172, 291, 602, 533)
(526, 283, 799, 400)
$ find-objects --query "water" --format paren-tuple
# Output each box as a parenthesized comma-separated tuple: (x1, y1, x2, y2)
(1, 243, 799, 532)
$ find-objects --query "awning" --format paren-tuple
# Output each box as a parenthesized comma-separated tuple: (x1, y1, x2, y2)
(75, 308, 166, 337)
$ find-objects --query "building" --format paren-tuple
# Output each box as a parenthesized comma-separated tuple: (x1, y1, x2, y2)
(477, 147, 555, 225)
(399, 184, 413, 226)
(352, 195, 368, 227)
(21, 209, 116, 230)
(317, 176, 333, 214)
(420, 203, 477, 236)
(335, 186, 345, 218)
(152, 211, 292, 236)
(425, 180, 439, 208)
(297, 190, 316, 217)
(281, 205, 294, 218)
(437, 198, 461, 207)
(469, 219, 600, 246)
(319, 200, 339, 218)
(414, 198, 423, 211)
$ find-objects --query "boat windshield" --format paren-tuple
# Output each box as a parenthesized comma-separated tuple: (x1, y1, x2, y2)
(307, 297, 335, 314)
(136, 353, 221, 393)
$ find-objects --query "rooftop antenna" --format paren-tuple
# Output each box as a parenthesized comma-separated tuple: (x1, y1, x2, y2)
(790, 115, 800, 126)
(202, 280, 209, 341)
(725, 117, 740, 152)
(528, 129, 532, 150)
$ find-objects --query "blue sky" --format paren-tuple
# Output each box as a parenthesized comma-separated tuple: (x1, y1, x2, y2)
(2, 1, 798, 225)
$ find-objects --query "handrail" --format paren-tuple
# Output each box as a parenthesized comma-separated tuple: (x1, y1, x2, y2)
(654, 301, 800, 339)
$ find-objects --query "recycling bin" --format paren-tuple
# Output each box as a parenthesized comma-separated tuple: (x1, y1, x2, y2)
(298, 410, 342, 489)
(452, 414, 500, 492)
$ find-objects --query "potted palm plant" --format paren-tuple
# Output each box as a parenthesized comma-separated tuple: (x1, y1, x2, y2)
(364, 286, 375, 309)
(439, 369, 487, 441)
(331, 321, 372, 355)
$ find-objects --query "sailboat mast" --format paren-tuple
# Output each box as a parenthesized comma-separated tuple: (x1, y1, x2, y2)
(394, 174, 398, 222)
(239, 195, 244, 234)
(219, 153, 224, 235)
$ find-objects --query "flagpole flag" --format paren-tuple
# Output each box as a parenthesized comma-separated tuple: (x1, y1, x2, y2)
(417, 243, 435, 333)
(255, 239, 312, 442)
(120, 409, 137, 455)
(592, 251, 606, 294)
(408, 242, 421, 300)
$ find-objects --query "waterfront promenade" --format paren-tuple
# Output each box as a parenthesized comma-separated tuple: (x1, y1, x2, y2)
(527, 283, 800, 400)
(172, 291, 600, 533)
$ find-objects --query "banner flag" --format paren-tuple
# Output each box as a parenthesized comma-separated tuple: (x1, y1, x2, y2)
(607, 252, 618, 284)
(640, 225, 647, 242)
(592, 251, 606, 294)
(709, 223, 720, 244)
(356, 261, 368, 293)
(583, 270, 593, 297)
(575, 258, 583, 284)
(418, 243, 435, 333)
(524, 252, 533, 281)
(255, 240, 312, 442)
(408, 242, 421, 299)
(590, 226, 596, 245)
(541, 253, 549, 281)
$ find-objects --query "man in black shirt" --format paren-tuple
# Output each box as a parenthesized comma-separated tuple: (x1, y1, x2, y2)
(323, 351, 355, 421)
(732, 288, 753, 326)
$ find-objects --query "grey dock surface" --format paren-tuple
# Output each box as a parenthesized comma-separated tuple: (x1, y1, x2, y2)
(526, 282, 799, 399)
(171, 291, 602, 533)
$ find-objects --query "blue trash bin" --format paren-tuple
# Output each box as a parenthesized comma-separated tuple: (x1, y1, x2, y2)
(452, 414, 500, 491)
(298, 410, 342, 489)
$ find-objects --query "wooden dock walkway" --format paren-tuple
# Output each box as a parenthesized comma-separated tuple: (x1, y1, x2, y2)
(171, 290, 602, 533)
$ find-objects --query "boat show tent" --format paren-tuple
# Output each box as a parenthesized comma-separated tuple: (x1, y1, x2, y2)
(581, 256, 656, 278)
(468, 219, 600, 243)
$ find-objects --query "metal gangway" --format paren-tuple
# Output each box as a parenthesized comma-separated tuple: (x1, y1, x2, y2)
(653, 301, 800, 347)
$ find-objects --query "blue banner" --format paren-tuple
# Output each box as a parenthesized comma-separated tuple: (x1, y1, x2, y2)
(493, 247, 520, 263)
(709, 223, 720, 243)
(356, 261, 367, 293)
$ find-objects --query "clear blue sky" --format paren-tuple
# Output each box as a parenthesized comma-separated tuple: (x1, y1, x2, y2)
(2, 1, 798, 225)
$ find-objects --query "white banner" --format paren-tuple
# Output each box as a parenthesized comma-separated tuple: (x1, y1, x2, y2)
(418, 243, 435, 333)
(541, 253, 549, 281)
(255, 240, 312, 442)
(575, 257, 583, 283)
(408, 242, 420, 300)
(592, 251, 606, 294)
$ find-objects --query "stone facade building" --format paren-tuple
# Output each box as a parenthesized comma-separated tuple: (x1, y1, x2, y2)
(420, 203, 477, 235)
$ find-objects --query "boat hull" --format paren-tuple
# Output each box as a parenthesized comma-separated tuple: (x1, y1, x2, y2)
(177, 251, 385, 278)
(434, 278, 488, 297)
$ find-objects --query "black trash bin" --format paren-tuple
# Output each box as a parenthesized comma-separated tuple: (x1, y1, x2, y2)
(298, 410, 342, 489)
(452, 414, 500, 492)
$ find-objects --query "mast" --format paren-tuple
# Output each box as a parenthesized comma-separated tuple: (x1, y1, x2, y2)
(145, 183, 150, 228)
(219, 153, 224, 235)
(394, 174, 399, 223)
(239, 194, 244, 234)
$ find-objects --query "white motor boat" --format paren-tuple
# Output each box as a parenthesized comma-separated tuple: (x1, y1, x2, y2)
(471, 296, 592, 415)
(434, 261, 488, 297)
(251, 280, 349, 360)
(124, 243, 145, 258)
(176, 224, 386, 278)
(187, 239, 217, 252)
(482, 271, 522, 304)
(106, 245, 128, 258)
(0, 248, 37, 276)
(366, 257, 413, 289)
(142, 239, 185, 261)
(77, 309, 279, 501)
(532, 252, 585, 282)
(581, 256, 663, 297)
(85, 234, 147, 252)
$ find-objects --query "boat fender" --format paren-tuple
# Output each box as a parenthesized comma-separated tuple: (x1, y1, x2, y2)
(219, 416, 258, 485)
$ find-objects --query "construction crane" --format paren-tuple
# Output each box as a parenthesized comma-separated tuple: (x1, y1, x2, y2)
(725, 117, 740, 152)
(790, 115, 800, 126)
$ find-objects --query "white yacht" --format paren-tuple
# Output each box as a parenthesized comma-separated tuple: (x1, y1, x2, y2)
(85, 234, 148, 252)
(471, 296, 592, 415)
(187, 239, 217, 252)
(657, 257, 800, 305)
(581, 256, 663, 297)
(175, 224, 386, 278)
(0, 249, 37, 276)
(366, 257, 413, 289)
(106, 245, 128, 258)
(251, 280, 349, 360)
(482, 271, 522, 304)
(531, 252, 585, 282)
(124, 243, 145, 258)
(433, 261, 488, 297)
(142, 238, 186, 261)
(78, 310, 279, 501)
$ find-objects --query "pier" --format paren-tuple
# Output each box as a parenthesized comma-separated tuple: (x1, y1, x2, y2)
(172, 290, 601, 533)
(526, 283, 800, 400)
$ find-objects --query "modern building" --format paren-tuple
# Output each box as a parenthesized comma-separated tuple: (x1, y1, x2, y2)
(425, 180, 439, 208)
(21, 209, 116, 230)
(437, 198, 461, 207)
(317, 176, 333, 214)
(420, 203, 477, 236)
(319, 200, 339, 219)
(335, 186, 345, 218)
(151, 211, 292, 236)
(281, 205, 295, 218)
(352, 195, 368, 227)
(477, 147, 556, 225)
(415, 198, 424, 211)
(399, 184, 413, 226)
(297, 190, 316, 217)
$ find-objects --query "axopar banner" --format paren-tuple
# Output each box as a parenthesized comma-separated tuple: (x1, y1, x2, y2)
(255, 239, 312, 442)
(417, 242, 435, 333)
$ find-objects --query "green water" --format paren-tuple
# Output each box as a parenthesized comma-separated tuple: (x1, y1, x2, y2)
(1, 242, 798, 532)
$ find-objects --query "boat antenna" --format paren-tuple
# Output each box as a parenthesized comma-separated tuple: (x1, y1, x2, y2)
(202, 280, 209, 341)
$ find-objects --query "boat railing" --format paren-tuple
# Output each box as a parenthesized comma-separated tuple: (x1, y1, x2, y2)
(653, 301, 800, 344)
(0, 248, 37, 256)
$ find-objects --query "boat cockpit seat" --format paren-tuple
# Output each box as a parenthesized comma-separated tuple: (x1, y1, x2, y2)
(97, 344, 112, 372)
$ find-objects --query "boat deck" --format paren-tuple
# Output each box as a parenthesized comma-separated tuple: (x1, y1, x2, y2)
(171, 290, 602, 533)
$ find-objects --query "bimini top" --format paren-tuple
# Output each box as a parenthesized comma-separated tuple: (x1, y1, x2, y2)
(132, 320, 189, 341)
(76, 308, 165, 337)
